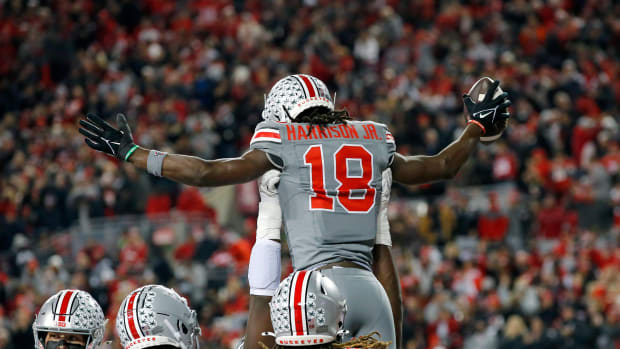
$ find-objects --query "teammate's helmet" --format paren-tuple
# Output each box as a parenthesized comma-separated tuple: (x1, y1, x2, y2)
(115, 285, 200, 349)
(262, 74, 334, 123)
(268, 271, 347, 346)
(33, 289, 106, 349)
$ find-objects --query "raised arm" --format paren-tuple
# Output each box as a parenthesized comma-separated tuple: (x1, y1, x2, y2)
(78, 113, 274, 186)
(391, 80, 511, 185)
(390, 123, 482, 185)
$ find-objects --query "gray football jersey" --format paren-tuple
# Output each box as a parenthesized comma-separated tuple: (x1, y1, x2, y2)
(250, 120, 396, 270)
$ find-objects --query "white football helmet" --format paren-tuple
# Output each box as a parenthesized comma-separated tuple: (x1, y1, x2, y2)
(262, 74, 334, 122)
(266, 271, 347, 346)
(33, 289, 106, 349)
(115, 285, 200, 349)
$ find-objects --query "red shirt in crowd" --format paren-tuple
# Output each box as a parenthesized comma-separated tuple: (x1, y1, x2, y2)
(176, 187, 217, 220)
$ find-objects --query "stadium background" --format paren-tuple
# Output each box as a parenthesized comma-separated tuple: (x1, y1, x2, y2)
(0, 0, 619, 348)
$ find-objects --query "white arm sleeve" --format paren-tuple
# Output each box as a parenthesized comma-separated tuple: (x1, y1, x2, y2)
(256, 170, 283, 240)
(249, 170, 283, 296)
(249, 239, 281, 296)
(375, 168, 392, 246)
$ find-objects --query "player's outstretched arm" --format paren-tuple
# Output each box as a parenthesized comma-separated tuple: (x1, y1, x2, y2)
(391, 81, 511, 185)
(79, 113, 274, 186)
(391, 123, 482, 185)
(373, 245, 402, 349)
(128, 147, 273, 186)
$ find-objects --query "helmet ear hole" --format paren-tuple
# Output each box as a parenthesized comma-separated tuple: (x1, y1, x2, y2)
(320, 283, 327, 295)
(181, 323, 188, 334)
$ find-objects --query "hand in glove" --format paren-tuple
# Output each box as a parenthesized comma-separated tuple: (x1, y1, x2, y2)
(463, 80, 512, 134)
(79, 113, 138, 161)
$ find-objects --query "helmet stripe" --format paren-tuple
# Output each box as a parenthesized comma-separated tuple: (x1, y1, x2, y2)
(54, 290, 65, 319)
(308, 76, 325, 99)
(292, 270, 309, 335)
(65, 290, 79, 322)
(301, 271, 312, 335)
(298, 75, 316, 97)
(125, 291, 141, 340)
(291, 75, 308, 99)
(134, 287, 146, 338)
(57, 290, 74, 322)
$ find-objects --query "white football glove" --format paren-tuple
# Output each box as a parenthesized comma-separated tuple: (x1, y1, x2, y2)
(258, 169, 280, 200)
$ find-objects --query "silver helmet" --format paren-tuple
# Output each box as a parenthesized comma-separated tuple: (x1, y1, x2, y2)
(262, 74, 334, 122)
(115, 285, 200, 349)
(267, 271, 347, 346)
(33, 289, 106, 349)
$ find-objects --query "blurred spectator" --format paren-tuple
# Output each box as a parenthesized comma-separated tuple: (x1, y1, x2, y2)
(498, 315, 526, 349)
(477, 193, 509, 241)
(0, 0, 619, 348)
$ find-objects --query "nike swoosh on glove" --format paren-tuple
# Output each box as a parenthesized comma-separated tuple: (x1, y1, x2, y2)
(79, 113, 138, 161)
(463, 80, 512, 135)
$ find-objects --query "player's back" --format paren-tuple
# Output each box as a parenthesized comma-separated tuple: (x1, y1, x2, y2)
(250, 120, 396, 270)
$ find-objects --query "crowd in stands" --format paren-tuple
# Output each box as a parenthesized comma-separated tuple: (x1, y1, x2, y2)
(1, 0, 619, 348)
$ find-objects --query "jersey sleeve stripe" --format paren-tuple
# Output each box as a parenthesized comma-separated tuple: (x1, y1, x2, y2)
(251, 129, 282, 144)
(254, 131, 280, 138)
(385, 132, 395, 143)
(251, 137, 282, 144)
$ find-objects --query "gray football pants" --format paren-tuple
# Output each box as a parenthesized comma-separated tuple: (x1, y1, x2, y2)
(320, 267, 396, 349)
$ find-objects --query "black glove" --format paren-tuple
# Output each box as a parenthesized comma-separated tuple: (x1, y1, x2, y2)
(79, 113, 138, 161)
(463, 80, 512, 134)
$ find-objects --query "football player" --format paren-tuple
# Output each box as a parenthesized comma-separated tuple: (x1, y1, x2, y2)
(79, 74, 510, 349)
(33, 289, 107, 349)
(247, 167, 400, 349)
(115, 285, 201, 349)
(259, 270, 391, 349)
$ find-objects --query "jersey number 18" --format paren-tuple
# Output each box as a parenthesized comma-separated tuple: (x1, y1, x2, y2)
(303, 144, 376, 213)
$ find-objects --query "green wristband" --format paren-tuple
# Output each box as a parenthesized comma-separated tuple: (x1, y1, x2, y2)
(124, 144, 139, 161)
